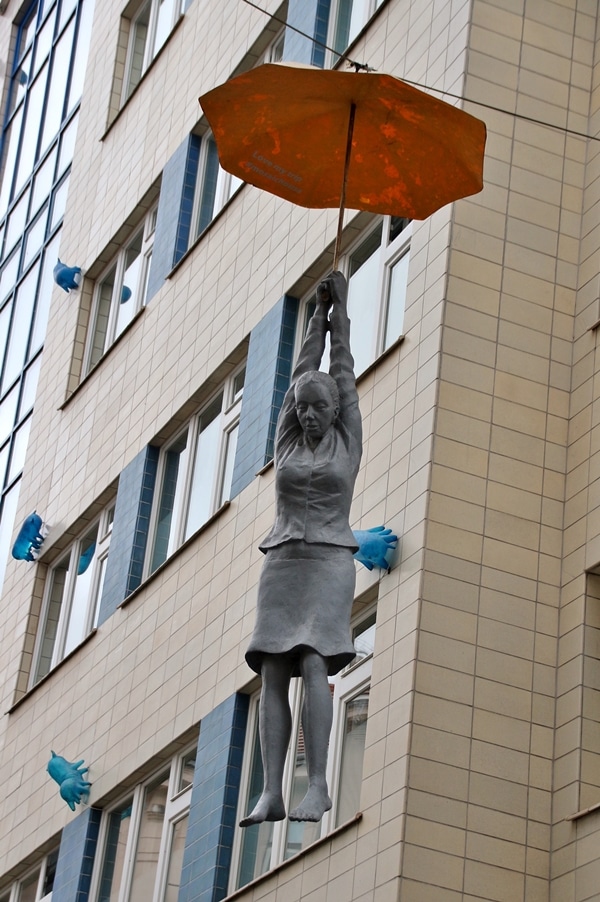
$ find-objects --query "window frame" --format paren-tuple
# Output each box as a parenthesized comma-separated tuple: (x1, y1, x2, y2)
(83, 204, 157, 375)
(145, 362, 245, 576)
(190, 130, 243, 242)
(326, 0, 385, 65)
(89, 745, 196, 902)
(0, 846, 59, 902)
(230, 604, 376, 890)
(30, 503, 115, 687)
(297, 215, 411, 378)
(121, 0, 185, 103)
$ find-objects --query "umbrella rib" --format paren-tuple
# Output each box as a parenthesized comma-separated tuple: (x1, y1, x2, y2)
(333, 102, 356, 271)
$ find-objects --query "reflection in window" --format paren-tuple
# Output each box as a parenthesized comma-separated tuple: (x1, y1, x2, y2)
(32, 504, 114, 685)
(193, 133, 243, 240)
(122, 0, 184, 101)
(93, 746, 196, 902)
(329, 0, 385, 63)
(85, 206, 156, 373)
(233, 605, 375, 889)
(148, 364, 245, 574)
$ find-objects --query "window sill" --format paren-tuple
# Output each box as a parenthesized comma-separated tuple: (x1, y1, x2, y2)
(101, 14, 185, 141)
(7, 629, 98, 714)
(226, 812, 363, 900)
(565, 801, 600, 822)
(118, 501, 231, 610)
(60, 306, 146, 410)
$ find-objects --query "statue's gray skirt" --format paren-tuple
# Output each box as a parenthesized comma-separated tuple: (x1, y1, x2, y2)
(246, 540, 356, 677)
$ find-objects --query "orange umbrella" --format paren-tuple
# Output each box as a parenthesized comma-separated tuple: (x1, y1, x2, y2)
(199, 63, 486, 266)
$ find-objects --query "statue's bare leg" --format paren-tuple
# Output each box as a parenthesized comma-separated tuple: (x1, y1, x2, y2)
(289, 650, 333, 822)
(240, 655, 293, 826)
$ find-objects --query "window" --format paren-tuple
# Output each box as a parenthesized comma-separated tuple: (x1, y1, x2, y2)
(301, 216, 410, 377)
(0, 848, 58, 902)
(231, 605, 376, 888)
(31, 504, 114, 685)
(191, 132, 243, 241)
(122, 0, 184, 102)
(91, 747, 196, 902)
(84, 206, 156, 373)
(147, 364, 245, 574)
(328, 0, 385, 63)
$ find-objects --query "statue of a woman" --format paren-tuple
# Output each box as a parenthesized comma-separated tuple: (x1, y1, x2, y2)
(242, 271, 362, 825)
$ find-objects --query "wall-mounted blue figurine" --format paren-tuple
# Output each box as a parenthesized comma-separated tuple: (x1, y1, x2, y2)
(353, 526, 397, 572)
(53, 259, 81, 293)
(47, 752, 91, 811)
(11, 512, 47, 561)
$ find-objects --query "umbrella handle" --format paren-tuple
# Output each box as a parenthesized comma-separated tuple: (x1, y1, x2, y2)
(333, 102, 356, 271)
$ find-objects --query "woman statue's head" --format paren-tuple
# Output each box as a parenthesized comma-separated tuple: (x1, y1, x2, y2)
(294, 371, 339, 441)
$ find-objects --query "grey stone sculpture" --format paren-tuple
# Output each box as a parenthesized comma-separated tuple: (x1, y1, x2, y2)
(242, 271, 362, 825)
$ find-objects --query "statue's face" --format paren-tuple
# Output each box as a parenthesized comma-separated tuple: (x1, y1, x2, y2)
(295, 380, 338, 440)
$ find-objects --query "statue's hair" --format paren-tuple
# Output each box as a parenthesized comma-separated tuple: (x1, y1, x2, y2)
(294, 370, 340, 408)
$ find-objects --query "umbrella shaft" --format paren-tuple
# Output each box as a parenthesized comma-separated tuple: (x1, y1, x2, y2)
(333, 102, 356, 271)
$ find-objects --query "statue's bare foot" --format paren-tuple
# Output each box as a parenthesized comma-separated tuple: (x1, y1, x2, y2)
(289, 785, 332, 822)
(239, 792, 286, 827)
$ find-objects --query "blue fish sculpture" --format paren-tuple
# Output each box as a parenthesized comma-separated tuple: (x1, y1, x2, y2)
(12, 512, 46, 561)
(53, 259, 81, 293)
(47, 752, 91, 811)
(353, 526, 398, 572)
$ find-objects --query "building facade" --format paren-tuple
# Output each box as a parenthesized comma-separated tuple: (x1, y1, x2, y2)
(0, 0, 598, 900)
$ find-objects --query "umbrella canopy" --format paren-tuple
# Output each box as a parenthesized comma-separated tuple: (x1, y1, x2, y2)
(199, 63, 486, 222)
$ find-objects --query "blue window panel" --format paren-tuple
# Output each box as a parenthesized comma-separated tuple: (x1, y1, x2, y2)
(146, 134, 200, 301)
(179, 694, 249, 902)
(97, 446, 158, 624)
(230, 295, 298, 499)
(52, 806, 101, 902)
(283, 0, 331, 66)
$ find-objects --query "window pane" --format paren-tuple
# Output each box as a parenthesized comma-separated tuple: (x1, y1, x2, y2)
(184, 394, 222, 539)
(237, 716, 274, 886)
(126, 1, 151, 99)
(88, 265, 116, 370)
(0, 105, 24, 217)
(23, 206, 48, 268)
(7, 414, 32, 483)
(92, 553, 108, 628)
(40, 18, 75, 155)
(351, 612, 376, 663)
(98, 798, 134, 902)
(31, 146, 58, 214)
(0, 480, 21, 596)
(150, 429, 190, 572)
(5, 187, 30, 254)
(34, 9, 56, 74)
(163, 814, 188, 902)
(196, 138, 220, 235)
(58, 112, 79, 175)
(0, 251, 20, 304)
(42, 848, 59, 896)
(153, 0, 178, 57)
(20, 355, 42, 418)
(67, 0, 94, 113)
(18, 868, 40, 902)
(347, 225, 382, 375)
(62, 522, 99, 656)
(178, 750, 196, 792)
(219, 422, 238, 507)
(30, 230, 62, 355)
(34, 554, 70, 683)
(383, 250, 409, 350)
(284, 714, 321, 859)
(335, 688, 369, 826)
(50, 173, 70, 229)
(129, 772, 170, 900)
(15, 64, 49, 195)
(3, 262, 41, 392)
(0, 385, 19, 446)
(114, 230, 143, 338)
